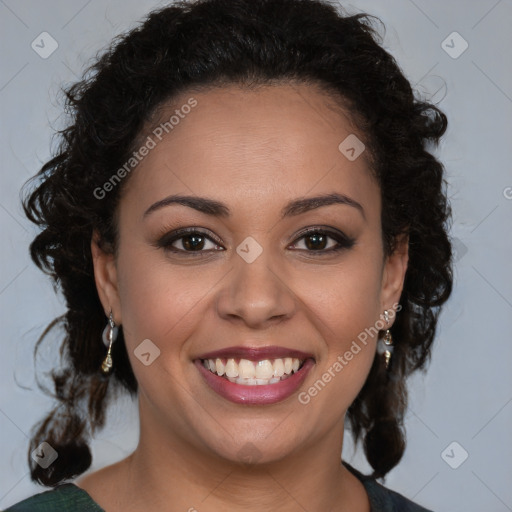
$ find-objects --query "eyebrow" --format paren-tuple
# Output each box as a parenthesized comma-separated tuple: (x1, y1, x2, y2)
(143, 192, 365, 220)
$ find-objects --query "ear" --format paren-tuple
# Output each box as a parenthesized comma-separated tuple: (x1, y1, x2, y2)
(379, 233, 409, 321)
(91, 230, 122, 324)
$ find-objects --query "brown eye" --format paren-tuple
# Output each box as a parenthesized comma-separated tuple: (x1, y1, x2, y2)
(290, 228, 355, 254)
(176, 233, 209, 251)
(156, 228, 224, 254)
(303, 232, 330, 250)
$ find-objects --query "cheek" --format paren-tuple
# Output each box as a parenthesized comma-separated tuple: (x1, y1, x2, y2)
(297, 253, 383, 344)
(293, 252, 383, 405)
(114, 244, 222, 424)
(114, 242, 219, 367)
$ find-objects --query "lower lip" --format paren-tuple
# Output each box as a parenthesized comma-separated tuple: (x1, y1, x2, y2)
(194, 358, 315, 405)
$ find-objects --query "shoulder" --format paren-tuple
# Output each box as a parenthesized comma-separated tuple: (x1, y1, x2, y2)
(344, 462, 434, 512)
(3, 483, 104, 512)
(362, 478, 434, 512)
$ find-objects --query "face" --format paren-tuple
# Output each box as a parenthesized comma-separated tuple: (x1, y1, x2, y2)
(92, 83, 408, 465)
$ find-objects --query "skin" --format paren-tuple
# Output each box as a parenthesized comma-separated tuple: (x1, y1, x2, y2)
(77, 83, 408, 512)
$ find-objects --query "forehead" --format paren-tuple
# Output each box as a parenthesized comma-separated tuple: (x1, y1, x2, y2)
(121, 83, 379, 219)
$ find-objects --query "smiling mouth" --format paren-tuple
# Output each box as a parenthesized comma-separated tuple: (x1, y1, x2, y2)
(201, 357, 307, 386)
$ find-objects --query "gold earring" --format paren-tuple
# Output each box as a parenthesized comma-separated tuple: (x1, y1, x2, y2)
(382, 328, 393, 369)
(101, 310, 118, 374)
(381, 309, 394, 370)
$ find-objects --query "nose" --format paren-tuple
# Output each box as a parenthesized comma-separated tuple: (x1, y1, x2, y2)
(216, 248, 297, 329)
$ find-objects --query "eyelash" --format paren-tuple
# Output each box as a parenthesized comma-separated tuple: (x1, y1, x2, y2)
(155, 226, 355, 257)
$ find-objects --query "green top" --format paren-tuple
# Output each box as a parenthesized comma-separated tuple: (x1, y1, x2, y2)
(4, 463, 433, 511)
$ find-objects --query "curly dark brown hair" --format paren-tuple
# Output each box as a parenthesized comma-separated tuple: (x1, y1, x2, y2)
(22, 0, 452, 486)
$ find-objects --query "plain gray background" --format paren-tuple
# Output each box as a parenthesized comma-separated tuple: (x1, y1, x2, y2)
(1, 0, 511, 510)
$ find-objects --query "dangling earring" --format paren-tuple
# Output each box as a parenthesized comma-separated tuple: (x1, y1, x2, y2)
(101, 310, 118, 374)
(379, 309, 394, 370)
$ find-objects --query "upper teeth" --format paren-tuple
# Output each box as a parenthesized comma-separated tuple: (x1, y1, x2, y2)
(203, 357, 302, 380)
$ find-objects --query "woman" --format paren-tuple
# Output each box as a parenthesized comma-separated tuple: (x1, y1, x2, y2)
(5, 0, 452, 510)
